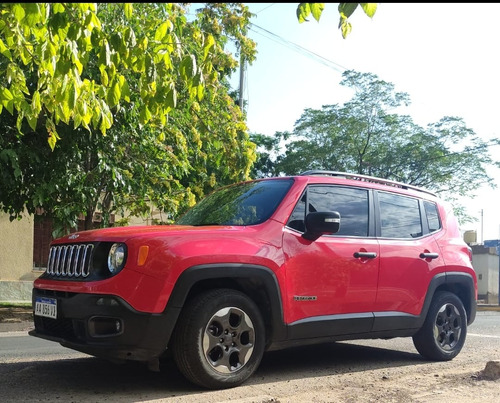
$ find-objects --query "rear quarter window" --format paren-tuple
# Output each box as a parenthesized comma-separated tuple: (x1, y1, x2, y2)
(424, 200, 441, 232)
(378, 192, 422, 238)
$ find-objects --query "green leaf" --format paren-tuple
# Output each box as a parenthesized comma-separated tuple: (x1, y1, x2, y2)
(0, 86, 14, 114)
(98, 40, 111, 68)
(53, 3, 65, 14)
(100, 109, 113, 134)
(48, 134, 57, 150)
(341, 20, 352, 39)
(24, 3, 41, 27)
(0, 38, 12, 61)
(338, 3, 358, 19)
(73, 112, 82, 129)
(155, 22, 170, 42)
(0, 86, 14, 102)
(340, 19, 352, 39)
(16, 113, 24, 132)
(109, 32, 123, 53)
(139, 105, 152, 124)
(12, 4, 26, 22)
(165, 87, 176, 109)
(360, 3, 377, 18)
(121, 78, 131, 102)
(180, 55, 197, 82)
(68, 81, 77, 110)
(59, 99, 71, 123)
(31, 90, 41, 114)
(197, 84, 204, 102)
(296, 3, 311, 23)
(124, 3, 133, 19)
(99, 66, 109, 86)
(106, 79, 121, 107)
(310, 3, 325, 22)
(27, 114, 37, 131)
(124, 27, 137, 47)
(46, 119, 60, 150)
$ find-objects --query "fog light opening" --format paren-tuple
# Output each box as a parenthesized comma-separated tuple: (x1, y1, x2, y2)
(89, 316, 123, 337)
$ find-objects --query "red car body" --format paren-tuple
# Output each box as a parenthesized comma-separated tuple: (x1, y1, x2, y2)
(30, 172, 477, 389)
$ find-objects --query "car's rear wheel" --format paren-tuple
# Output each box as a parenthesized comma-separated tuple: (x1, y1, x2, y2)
(172, 288, 265, 389)
(412, 291, 467, 361)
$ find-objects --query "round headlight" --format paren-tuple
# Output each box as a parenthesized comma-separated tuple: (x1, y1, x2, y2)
(108, 243, 126, 274)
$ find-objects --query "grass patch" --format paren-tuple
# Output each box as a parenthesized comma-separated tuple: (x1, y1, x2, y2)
(0, 302, 32, 309)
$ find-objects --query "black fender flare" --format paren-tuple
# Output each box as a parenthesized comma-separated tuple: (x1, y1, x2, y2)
(419, 271, 477, 326)
(160, 263, 287, 348)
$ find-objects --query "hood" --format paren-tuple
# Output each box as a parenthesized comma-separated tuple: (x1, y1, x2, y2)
(54, 224, 244, 244)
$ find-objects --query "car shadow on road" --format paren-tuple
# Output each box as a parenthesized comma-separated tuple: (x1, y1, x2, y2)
(255, 340, 423, 381)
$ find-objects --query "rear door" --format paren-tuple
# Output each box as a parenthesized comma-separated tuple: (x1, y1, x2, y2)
(374, 191, 445, 317)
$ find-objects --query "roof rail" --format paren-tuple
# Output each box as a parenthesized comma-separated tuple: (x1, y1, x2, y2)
(299, 170, 436, 196)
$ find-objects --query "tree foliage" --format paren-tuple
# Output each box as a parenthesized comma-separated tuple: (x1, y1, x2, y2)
(0, 3, 257, 235)
(296, 3, 377, 38)
(251, 70, 500, 222)
(0, 3, 255, 149)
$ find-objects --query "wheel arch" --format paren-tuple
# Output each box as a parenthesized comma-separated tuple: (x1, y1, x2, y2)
(164, 264, 287, 349)
(421, 272, 477, 327)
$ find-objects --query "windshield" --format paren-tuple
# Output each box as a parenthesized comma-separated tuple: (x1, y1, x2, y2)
(176, 179, 294, 226)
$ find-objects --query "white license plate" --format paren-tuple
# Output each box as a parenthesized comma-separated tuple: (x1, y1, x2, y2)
(35, 297, 57, 319)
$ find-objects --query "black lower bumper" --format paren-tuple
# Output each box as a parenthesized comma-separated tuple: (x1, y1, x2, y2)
(30, 289, 180, 362)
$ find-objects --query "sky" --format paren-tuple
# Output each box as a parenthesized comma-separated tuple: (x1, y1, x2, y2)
(227, 2, 500, 242)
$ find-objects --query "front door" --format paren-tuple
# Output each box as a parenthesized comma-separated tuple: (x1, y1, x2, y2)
(282, 185, 379, 333)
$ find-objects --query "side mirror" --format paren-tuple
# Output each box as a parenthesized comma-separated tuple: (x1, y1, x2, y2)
(302, 211, 341, 241)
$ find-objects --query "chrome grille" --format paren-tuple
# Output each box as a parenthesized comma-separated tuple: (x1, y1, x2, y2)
(47, 244, 94, 278)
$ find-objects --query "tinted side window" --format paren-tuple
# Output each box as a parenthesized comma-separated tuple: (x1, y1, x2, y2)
(424, 201, 441, 232)
(288, 186, 369, 236)
(378, 192, 422, 238)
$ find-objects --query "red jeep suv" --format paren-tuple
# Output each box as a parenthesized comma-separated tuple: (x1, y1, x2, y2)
(30, 171, 477, 389)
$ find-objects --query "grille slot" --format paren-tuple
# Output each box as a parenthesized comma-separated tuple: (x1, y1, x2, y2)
(47, 244, 94, 278)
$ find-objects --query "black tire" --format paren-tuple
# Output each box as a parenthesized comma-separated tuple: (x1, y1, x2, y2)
(412, 291, 467, 361)
(171, 288, 265, 389)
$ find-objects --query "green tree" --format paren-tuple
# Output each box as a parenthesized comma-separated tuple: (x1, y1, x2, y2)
(0, 3, 257, 235)
(251, 70, 500, 222)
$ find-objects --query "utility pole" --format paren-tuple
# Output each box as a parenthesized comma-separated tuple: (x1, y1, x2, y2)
(481, 209, 484, 244)
(239, 54, 245, 111)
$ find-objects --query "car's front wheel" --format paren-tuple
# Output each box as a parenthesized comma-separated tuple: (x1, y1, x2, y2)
(412, 291, 467, 361)
(171, 288, 265, 389)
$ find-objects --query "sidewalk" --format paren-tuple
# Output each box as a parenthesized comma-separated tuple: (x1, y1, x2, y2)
(0, 305, 34, 333)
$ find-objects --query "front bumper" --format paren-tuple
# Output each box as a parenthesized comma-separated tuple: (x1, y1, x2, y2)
(30, 288, 180, 362)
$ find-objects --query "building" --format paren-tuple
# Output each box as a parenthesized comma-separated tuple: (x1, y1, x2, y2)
(0, 213, 39, 303)
(471, 242, 500, 305)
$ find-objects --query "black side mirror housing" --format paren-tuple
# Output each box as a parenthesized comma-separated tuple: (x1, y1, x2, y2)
(302, 211, 341, 241)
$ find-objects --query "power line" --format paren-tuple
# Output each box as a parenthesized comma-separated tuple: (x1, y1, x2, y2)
(254, 3, 277, 14)
(249, 23, 348, 73)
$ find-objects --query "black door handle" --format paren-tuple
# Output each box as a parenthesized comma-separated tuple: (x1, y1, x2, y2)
(419, 252, 439, 259)
(353, 252, 377, 259)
